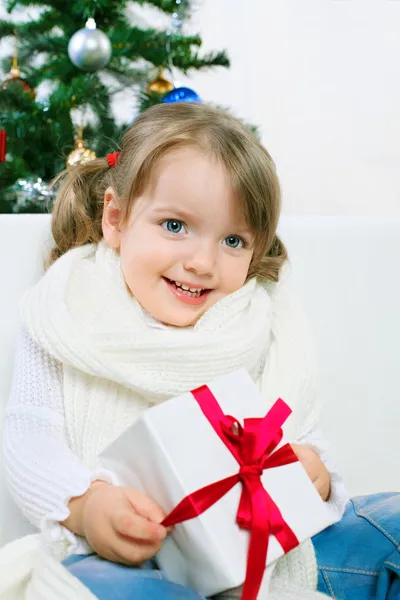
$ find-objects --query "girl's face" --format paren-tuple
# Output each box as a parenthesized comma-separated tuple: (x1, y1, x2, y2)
(103, 147, 255, 327)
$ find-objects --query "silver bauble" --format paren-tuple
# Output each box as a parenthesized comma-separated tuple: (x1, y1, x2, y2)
(68, 18, 112, 72)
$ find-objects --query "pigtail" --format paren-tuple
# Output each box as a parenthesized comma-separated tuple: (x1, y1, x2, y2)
(47, 158, 111, 268)
(248, 234, 288, 283)
(264, 234, 288, 282)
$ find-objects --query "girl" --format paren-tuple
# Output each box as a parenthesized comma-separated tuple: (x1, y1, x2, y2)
(0, 103, 397, 600)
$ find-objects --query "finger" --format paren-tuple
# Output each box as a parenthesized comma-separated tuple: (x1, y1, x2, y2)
(292, 447, 320, 483)
(113, 510, 167, 542)
(112, 539, 161, 566)
(111, 536, 163, 566)
(90, 523, 162, 567)
(314, 473, 331, 501)
(125, 488, 167, 524)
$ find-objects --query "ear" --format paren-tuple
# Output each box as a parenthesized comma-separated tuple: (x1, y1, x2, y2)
(102, 187, 121, 249)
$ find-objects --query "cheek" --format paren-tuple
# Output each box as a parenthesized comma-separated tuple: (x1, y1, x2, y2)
(222, 255, 253, 292)
(119, 233, 170, 282)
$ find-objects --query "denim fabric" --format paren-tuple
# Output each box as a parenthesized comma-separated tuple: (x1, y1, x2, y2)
(62, 555, 205, 599)
(313, 493, 400, 599)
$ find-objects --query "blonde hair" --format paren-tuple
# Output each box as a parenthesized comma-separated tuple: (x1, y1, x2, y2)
(49, 103, 287, 281)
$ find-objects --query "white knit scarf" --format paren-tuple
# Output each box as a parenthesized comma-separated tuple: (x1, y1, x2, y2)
(21, 241, 273, 403)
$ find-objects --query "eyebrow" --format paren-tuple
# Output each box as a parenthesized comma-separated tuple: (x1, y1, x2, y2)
(152, 205, 197, 220)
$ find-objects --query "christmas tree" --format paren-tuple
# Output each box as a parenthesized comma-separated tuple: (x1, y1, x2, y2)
(0, 0, 229, 213)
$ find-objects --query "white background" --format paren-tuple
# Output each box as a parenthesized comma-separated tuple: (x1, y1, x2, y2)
(1, 0, 400, 215)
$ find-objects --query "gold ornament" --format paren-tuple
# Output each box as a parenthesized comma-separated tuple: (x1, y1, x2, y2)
(67, 129, 96, 167)
(147, 67, 174, 95)
(2, 35, 35, 98)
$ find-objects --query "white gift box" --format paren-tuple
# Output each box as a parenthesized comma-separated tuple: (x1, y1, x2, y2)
(101, 369, 338, 597)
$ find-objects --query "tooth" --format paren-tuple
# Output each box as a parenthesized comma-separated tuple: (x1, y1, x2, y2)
(189, 287, 201, 292)
(175, 282, 181, 287)
(181, 284, 190, 290)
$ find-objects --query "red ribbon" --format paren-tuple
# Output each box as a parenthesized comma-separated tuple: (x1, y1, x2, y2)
(0, 130, 6, 163)
(162, 386, 300, 600)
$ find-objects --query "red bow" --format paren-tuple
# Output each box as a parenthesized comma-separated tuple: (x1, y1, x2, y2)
(162, 386, 300, 600)
(106, 151, 120, 168)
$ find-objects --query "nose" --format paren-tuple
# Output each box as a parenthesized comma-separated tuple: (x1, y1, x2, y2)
(183, 239, 216, 277)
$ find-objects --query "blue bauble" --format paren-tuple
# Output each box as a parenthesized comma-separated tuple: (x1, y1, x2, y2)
(163, 86, 201, 104)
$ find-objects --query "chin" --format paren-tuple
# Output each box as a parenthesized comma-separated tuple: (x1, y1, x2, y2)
(163, 315, 199, 328)
(158, 309, 204, 328)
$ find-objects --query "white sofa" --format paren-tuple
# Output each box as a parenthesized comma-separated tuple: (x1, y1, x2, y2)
(1, 214, 399, 548)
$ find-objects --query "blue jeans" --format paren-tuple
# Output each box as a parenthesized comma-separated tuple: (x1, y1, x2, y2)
(63, 493, 400, 600)
(62, 556, 204, 599)
(313, 492, 400, 599)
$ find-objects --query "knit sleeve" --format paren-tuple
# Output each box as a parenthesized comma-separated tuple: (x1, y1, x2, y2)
(3, 327, 117, 553)
(296, 426, 349, 521)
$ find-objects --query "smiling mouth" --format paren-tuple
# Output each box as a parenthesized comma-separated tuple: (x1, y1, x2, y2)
(164, 278, 210, 298)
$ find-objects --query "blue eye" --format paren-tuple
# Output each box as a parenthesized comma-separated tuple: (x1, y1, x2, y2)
(224, 236, 244, 249)
(162, 220, 184, 234)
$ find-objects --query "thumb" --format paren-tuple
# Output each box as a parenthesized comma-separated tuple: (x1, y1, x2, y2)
(291, 444, 317, 480)
(291, 443, 308, 459)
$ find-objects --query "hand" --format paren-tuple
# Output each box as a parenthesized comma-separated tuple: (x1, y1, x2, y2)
(63, 482, 168, 565)
(291, 444, 331, 502)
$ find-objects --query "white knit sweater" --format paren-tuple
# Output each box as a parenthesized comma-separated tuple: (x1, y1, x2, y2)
(0, 242, 348, 599)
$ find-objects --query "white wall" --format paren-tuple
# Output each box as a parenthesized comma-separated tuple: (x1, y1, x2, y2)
(187, 0, 400, 216)
(1, 0, 400, 215)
